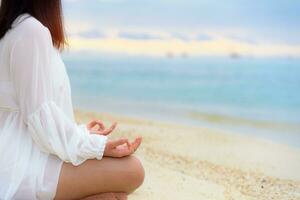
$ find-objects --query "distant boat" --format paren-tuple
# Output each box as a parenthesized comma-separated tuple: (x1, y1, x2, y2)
(165, 52, 189, 59)
(181, 52, 189, 58)
(229, 52, 241, 59)
(166, 52, 175, 58)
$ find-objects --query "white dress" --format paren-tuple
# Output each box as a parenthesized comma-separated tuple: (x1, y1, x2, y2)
(0, 14, 107, 200)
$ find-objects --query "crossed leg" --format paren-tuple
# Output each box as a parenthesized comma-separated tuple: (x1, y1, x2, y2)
(81, 193, 127, 200)
(54, 156, 145, 200)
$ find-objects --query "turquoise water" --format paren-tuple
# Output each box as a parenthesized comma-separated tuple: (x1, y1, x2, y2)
(63, 55, 300, 147)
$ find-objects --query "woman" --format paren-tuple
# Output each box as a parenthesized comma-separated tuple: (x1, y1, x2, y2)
(0, 0, 144, 199)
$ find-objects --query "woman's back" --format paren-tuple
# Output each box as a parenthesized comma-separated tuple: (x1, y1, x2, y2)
(0, 14, 68, 199)
(0, 10, 144, 200)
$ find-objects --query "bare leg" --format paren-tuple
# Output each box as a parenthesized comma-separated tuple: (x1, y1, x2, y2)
(54, 156, 144, 200)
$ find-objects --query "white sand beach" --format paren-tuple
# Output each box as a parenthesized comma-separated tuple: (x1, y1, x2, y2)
(75, 109, 300, 200)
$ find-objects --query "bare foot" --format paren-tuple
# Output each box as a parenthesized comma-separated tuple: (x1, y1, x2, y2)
(82, 193, 128, 200)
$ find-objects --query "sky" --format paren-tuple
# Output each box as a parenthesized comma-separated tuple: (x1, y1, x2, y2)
(62, 0, 300, 58)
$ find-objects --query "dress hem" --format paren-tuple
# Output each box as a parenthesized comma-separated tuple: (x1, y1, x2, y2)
(36, 154, 64, 200)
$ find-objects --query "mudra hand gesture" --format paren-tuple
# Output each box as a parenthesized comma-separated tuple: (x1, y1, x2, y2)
(86, 120, 142, 158)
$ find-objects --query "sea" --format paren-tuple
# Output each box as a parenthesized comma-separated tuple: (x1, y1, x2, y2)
(63, 54, 300, 148)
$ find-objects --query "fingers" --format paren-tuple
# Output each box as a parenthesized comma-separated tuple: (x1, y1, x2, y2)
(95, 120, 105, 130)
(87, 120, 105, 131)
(119, 137, 142, 157)
(130, 137, 142, 152)
(108, 138, 129, 148)
(86, 121, 95, 130)
(88, 120, 117, 136)
(117, 137, 142, 155)
(100, 122, 117, 136)
(104, 136, 143, 158)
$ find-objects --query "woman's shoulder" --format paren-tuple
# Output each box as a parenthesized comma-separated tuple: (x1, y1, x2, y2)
(12, 14, 52, 43)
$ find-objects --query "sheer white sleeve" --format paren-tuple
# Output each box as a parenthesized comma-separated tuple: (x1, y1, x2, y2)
(10, 22, 107, 166)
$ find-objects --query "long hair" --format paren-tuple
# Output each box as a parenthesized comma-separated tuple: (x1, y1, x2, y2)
(0, 0, 66, 49)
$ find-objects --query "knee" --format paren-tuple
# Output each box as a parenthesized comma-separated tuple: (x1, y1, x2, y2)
(124, 155, 145, 193)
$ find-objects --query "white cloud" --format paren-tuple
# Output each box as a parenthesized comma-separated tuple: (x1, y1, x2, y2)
(67, 34, 300, 58)
(63, 21, 300, 58)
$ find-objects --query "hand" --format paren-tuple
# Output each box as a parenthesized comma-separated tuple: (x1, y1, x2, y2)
(87, 120, 117, 136)
(104, 137, 142, 158)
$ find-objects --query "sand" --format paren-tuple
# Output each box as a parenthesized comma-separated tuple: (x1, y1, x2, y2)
(75, 109, 300, 200)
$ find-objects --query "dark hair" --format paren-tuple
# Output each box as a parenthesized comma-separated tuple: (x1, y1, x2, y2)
(0, 0, 66, 49)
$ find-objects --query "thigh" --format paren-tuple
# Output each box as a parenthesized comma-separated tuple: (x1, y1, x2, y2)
(54, 156, 144, 200)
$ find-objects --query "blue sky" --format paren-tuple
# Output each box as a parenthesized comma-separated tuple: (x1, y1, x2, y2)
(63, 0, 300, 57)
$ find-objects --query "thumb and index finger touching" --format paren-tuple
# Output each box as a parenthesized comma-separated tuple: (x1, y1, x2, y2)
(89, 120, 117, 136)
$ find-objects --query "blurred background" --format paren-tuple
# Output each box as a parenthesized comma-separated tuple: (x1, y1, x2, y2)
(61, 0, 300, 147)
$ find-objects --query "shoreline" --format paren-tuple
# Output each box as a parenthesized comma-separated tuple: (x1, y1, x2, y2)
(75, 109, 300, 200)
(73, 98, 300, 148)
